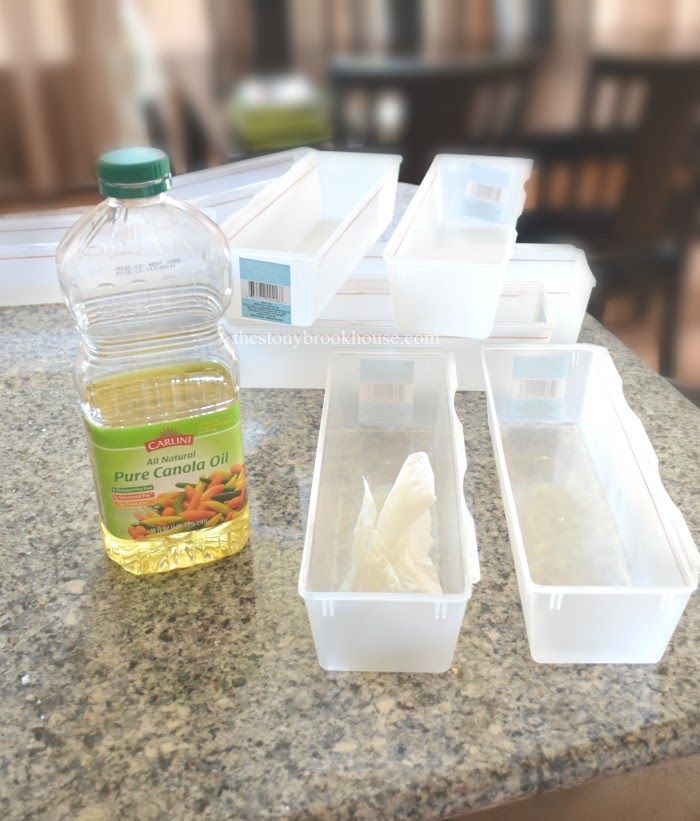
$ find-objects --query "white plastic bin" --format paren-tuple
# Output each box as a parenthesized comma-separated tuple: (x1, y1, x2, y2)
(384, 154, 532, 337)
(490, 283, 552, 342)
(333, 242, 594, 343)
(228, 281, 553, 390)
(171, 147, 310, 222)
(0, 210, 81, 304)
(224, 150, 401, 327)
(0, 149, 310, 306)
(299, 351, 479, 672)
(482, 345, 698, 664)
(502, 244, 595, 344)
(323, 280, 551, 340)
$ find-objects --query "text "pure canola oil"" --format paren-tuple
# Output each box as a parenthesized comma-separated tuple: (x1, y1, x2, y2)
(56, 147, 249, 574)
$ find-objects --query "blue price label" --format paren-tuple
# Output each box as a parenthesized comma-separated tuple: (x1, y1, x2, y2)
(240, 257, 291, 324)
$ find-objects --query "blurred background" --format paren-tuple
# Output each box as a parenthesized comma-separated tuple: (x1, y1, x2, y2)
(1, 0, 699, 398)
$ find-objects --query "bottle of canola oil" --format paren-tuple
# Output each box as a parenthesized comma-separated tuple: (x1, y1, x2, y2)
(56, 147, 249, 574)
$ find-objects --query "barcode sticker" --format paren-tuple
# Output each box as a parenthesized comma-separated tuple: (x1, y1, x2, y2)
(465, 179, 506, 205)
(243, 280, 289, 304)
(512, 378, 565, 400)
(511, 355, 567, 420)
(460, 163, 513, 223)
(358, 359, 414, 425)
(359, 381, 413, 405)
(240, 257, 291, 324)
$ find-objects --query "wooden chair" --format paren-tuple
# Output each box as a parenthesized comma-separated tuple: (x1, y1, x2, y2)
(330, 51, 537, 183)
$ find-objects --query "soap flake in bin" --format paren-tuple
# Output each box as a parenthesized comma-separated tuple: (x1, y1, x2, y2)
(342, 452, 442, 594)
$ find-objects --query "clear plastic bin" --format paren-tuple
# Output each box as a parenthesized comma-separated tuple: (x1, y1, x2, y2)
(502, 244, 595, 344)
(490, 283, 552, 342)
(337, 242, 594, 344)
(226, 281, 552, 390)
(384, 154, 532, 338)
(224, 150, 401, 327)
(299, 351, 480, 672)
(482, 345, 698, 663)
(171, 147, 310, 222)
(0, 210, 82, 305)
(0, 149, 310, 306)
(322, 279, 552, 341)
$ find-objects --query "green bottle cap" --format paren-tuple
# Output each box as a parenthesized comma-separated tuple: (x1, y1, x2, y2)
(97, 147, 172, 199)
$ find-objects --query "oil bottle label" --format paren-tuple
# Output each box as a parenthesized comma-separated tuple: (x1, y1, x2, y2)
(85, 405, 246, 541)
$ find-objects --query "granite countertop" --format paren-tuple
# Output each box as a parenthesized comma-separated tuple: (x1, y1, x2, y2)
(0, 301, 698, 818)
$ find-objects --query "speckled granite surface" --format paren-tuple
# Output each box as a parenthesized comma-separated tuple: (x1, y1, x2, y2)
(0, 300, 698, 819)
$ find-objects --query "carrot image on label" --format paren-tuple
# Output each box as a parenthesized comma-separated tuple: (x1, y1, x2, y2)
(203, 500, 230, 516)
(128, 464, 247, 539)
(228, 493, 246, 511)
(179, 509, 211, 522)
(202, 483, 226, 501)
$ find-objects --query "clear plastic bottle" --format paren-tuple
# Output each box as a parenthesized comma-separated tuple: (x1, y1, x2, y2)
(56, 147, 249, 575)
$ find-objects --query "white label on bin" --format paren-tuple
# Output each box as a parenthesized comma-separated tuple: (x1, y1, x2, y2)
(358, 359, 414, 425)
(240, 257, 291, 324)
(511, 355, 567, 419)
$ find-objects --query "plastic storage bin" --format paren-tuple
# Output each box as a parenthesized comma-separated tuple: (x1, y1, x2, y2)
(224, 150, 401, 327)
(384, 154, 532, 337)
(0, 149, 310, 306)
(502, 244, 595, 344)
(322, 280, 551, 338)
(227, 280, 553, 390)
(482, 344, 698, 663)
(490, 283, 552, 342)
(0, 210, 82, 305)
(299, 351, 480, 672)
(332, 242, 594, 343)
(170, 147, 309, 222)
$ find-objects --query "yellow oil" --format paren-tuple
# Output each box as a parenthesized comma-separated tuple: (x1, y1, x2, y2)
(85, 361, 249, 575)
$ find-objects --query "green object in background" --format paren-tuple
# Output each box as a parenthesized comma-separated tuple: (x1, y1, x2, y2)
(227, 75, 330, 152)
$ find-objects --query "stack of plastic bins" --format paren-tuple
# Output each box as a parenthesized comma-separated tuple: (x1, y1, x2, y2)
(299, 351, 480, 672)
(384, 154, 532, 337)
(227, 281, 552, 390)
(482, 344, 698, 663)
(321, 280, 551, 340)
(334, 242, 595, 345)
(223, 150, 401, 327)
